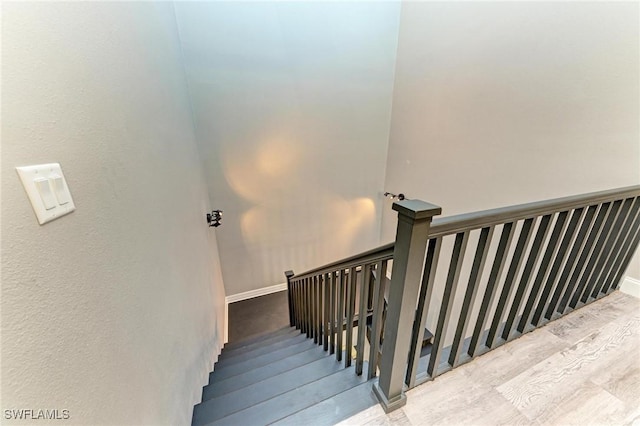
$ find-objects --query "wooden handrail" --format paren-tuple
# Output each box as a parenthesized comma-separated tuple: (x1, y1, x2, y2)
(292, 242, 394, 280)
(429, 185, 640, 238)
(293, 185, 640, 280)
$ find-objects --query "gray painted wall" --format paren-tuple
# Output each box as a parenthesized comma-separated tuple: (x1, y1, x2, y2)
(1, 3, 225, 424)
(382, 2, 640, 279)
(174, 1, 401, 295)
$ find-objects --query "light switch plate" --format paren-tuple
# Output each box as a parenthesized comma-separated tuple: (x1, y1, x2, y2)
(16, 163, 76, 225)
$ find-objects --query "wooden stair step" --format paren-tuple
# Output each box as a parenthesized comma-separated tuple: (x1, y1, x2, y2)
(203, 346, 328, 398)
(220, 327, 298, 356)
(196, 365, 369, 426)
(195, 353, 347, 421)
(271, 380, 378, 426)
(208, 339, 318, 382)
(215, 333, 307, 367)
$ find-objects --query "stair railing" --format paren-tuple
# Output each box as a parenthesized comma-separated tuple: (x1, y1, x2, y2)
(285, 242, 395, 379)
(286, 185, 640, 412)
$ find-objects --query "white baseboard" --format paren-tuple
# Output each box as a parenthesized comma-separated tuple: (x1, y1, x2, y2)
(225, 282, 288, 304)
(224, 282, 289, 344)
(620, 276, 640, 299)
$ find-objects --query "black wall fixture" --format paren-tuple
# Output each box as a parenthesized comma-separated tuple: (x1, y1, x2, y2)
(384, 192, 405, 201)
(206, 210, 223, 227)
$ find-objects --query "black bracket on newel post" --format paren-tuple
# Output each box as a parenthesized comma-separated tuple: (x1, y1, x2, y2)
(373, 199, 442, 413)
(285, 270, 295, 327)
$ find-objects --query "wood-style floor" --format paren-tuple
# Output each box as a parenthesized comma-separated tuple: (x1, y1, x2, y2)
(340, 290, 640, 426)
(228, 290, 290, 343)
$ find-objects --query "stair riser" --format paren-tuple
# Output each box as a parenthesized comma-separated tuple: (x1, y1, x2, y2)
(209, 339, 318, 382)
(216, 333, 306, 366)
(203, 347, 328, 398)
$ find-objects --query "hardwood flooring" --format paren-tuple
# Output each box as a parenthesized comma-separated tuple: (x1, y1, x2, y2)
(228, 290, 290, 342)
(339, 291, 640, 426)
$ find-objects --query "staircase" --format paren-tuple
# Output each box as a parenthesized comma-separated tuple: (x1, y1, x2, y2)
(193, 185, 640, 422)
(192, 327, 378, 426)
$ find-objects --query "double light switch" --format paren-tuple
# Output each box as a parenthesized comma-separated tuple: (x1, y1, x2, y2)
(16, 163, 76, 224)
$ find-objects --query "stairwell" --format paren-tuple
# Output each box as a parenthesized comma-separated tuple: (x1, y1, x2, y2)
(192, 327, 378, 426)
(193, 185, 640, 425)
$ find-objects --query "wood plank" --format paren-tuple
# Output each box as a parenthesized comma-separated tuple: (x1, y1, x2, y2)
(215, 333, 307, 367)
(589, 337, 640, 407)
(496, 313, 640, 421)
(194, 353, 346, 422)
(205, 367, 369, 426)
(544, 291, 638, 346)
(221, 326, 295, 352)
(459, 328, 569, 388)
(209, 339, 318, 381)
(203, 346, 327, 399)
(533, 380, 629, 425)
(272, 381, 378, 426)
(403, 365, 529, 426)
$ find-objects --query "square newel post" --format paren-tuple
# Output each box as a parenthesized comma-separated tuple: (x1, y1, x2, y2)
(373, 199, 441, 412)
(285, 270, 295, 327)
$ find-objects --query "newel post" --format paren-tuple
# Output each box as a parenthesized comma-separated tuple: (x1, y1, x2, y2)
(285, 270, 295, 327)
(373, 199, 441, 412)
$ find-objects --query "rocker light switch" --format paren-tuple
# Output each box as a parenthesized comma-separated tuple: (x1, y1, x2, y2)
(16, 163, 76, 225)
(50, 174, 71, 205)
(35, 178, 57, 210)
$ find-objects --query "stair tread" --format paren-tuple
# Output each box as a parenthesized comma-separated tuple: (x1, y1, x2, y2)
(216, 333, 307, 368)
(197, 365, 368, 426)
(271, 380, 378, 426)
(209, 339, 318, 382)
(195, 353, 348, 421)
(203, 346, 328, 398)
(221, 327, 297, 355)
